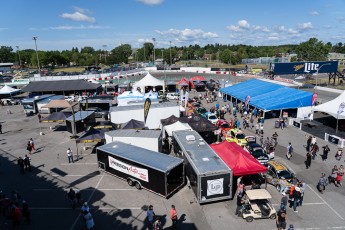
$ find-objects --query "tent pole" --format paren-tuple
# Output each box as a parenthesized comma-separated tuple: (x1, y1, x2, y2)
(336, 113, 339, 134)
(280, 109, 283, 117)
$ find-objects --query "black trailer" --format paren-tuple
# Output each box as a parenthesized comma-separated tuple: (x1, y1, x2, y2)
(97, 141, 185, 198)
(173, 130, 233, 203)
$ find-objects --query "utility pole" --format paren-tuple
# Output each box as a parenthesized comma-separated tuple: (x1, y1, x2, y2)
(32, 36, 41, 74)
(152, 38, 156, 65)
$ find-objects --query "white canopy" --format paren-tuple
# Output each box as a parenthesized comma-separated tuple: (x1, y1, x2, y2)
(164, 121, 192, 137)
(312, 91, 345, 119)
(0, 85, 20, 95)
(133, 72, 165, 93)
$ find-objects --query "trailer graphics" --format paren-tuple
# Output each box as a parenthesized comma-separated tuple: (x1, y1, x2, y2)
(108, 156, 149, 182)
(207, 178, 224, 196)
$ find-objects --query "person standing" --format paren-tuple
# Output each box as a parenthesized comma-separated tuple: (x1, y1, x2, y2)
(153, 216, 163, 230)
(22, 200, 31, 224)
(306, 136, 312, 152)
(170, 205, 178, 230)
(67, 188, 76, 209)
(29, 138, 35, 151)
(67, 148, 74, 163)
(317, 173, 328, 194)
(292, 187, 301, 212)
(280, 193, 288, 211)
(235, 192, 244, 216)
(335, 148, 343, 161)
(322, 145, 330, 161)
(81, 202, 90, 213)
(83, 210, 95, 230)
(146, 205, 155, 228)
(298, 180, 306, 206)
(24, 155, 31, 172)
(276, 208, 288, 230)
(286, 143, 293, 160)
(306, 151, 312, 169)
(331, 165, 339, 186)
(17, 156, 25, 174)
(311, 142, 319, 160)
(337, 165, 344, 186)
(26, 141, 32, 155)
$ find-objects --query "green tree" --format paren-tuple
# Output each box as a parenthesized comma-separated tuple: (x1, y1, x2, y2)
(296, 38, 331, 61)
(0, 46, 15, 62)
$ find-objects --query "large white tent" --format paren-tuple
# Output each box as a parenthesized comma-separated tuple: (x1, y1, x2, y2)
(312, 91, 345, 119)
(133, 72, 165, 92)
(0, 85, 20, 95)
(163, 121, 192, 138)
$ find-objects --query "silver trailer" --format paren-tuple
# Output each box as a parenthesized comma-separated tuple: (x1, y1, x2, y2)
(173, 130, 233, 203)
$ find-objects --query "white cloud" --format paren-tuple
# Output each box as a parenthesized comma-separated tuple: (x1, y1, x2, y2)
(226, 25, 241, 32)
(310, 11, 319, 16)
(50, 25, 110, 30)
(261, 26, 270, 32)
(298, 22, 313, 30)
(61, 7, 96, 23)
(238, 20, 250, 28)
(252, 25, 261, 31)
(277, 26, 286, 31)
(287, 28, 299, 34)
(155, 28, 218, 42)
(268, 36, 279, 41)
(137, 0, 164, 5)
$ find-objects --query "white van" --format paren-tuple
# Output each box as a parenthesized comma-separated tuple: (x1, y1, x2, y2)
(166, 93, 179, 100)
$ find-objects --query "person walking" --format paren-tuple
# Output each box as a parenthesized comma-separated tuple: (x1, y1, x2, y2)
(305, 151, 312, 169)
(276, 208, 288, 230)
(280, 193, 288, 211)
(331, 165, 339, 186)
(335, 148, 343, 161)
(26, 141, 32, 155)
(336, 165, 344, 186)
(322, 145, 330, 161)
(286, 143, 293, 160)
(306, 136, 312, 152)
(29, 138, 35, 151)
(298, 180, 306, 206)
(83, 210, 95, 230)
(146, 205, 155, 228)
(81, 202, 90, 213)
(311, 142, 319, 160)
(67, 188, 77, 209)
(170, 205, 178, 230)
(67, 148, 74, 163)
(317, 173, 328, 194)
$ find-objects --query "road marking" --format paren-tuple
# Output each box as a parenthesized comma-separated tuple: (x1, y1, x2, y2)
(60, 163, 97, 165)
(272, 202, 325, 206)
(70, 173, 105, 230)
(307, 184, 345, 220)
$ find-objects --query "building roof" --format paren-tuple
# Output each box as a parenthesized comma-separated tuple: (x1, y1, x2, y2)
(97, 141, 183, 173)
(42, 100, 71, 108)
(173, 130, 230, 175)
(21, 80, 101, 92)
(66, 111, 95, 121)
(105, 129, 161, 138)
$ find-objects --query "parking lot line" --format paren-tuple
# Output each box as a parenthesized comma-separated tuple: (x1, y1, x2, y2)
(60, 163, 98, 165)
(307, 184, 345, 220)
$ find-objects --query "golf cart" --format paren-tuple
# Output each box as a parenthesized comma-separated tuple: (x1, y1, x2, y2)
(241, 189, 276, 222)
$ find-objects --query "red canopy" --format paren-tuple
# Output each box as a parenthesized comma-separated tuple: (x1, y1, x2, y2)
(190, 76, 206, 81)
(178, 77, 189, 86)
(210, 141, 267, 176)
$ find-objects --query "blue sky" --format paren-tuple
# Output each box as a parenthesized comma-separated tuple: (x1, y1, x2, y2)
(1, 0, 345, 51)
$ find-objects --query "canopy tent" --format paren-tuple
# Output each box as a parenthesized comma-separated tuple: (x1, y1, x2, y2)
(76, 128, 105, 143)
(91, 121, 117, 130)
(0, 85, 20, 95)
(121, 119, 145, 129)
(210, 141, 267, 176)
(193, 81, 205, 86)
(133, 72, 165, 92)
(312, 91, 345, 119)
(178, 77, 189, 86)
(40, 111, 72, 123)
(163, 121, 192, 137)
(42, 100, 71, 109)
(220, 79, 313, 111)
(161, 115, 180, 127)
(180, 115, 217, 132)
(190, 76, 206, 81)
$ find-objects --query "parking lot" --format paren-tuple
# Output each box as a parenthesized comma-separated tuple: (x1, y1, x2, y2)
(1, 86, 345, 229)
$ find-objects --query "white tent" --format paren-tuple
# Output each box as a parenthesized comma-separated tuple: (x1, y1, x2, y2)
(117, 90, 145, 106)
(0, 85, 20, 95)
(312, 91, 345, 119)
(163, 121, 192, 137)
(133, 72, 165, 93)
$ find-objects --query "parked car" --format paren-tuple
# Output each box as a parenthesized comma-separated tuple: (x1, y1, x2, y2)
(87, 107, 109, 118)
(244, 143, 269, 165)
(215, 119, 231, 136)
(64, 96, 75, 102)
(266, 160, 296, 191)
(166, 93, 179, 100)
(195, 107, 208, 117)
(226, 128, 248, 147)
(0, 99, 20, 105)
(202, 112, 218, 124)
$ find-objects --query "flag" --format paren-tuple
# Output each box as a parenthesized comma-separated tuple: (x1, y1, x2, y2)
(337, 102, 345, 115)
(144, 98, 151, 124)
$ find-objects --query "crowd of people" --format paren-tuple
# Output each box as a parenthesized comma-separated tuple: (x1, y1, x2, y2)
(146, 204, 178, 230)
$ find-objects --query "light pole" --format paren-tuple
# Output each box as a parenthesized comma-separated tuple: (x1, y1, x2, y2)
(169, 41, 172, 66)
(16, 46, 22, 68)
(152, 38, 156, 65)
(32, 36, 41, 74)
(315, 63, 331, 90)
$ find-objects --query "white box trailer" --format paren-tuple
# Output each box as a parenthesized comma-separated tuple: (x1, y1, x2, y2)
(173, 130, 233, 203)
(110, 102, 179, 129)
(105, 129, 162, 152)
(97, 141, 185, 198)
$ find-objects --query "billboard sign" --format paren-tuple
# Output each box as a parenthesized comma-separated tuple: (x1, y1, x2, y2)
(271, 61, 338, 75)
(108, 156, 149, 182)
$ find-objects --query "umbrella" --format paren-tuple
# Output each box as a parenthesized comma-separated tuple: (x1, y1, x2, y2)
(121, 119, 145, 129)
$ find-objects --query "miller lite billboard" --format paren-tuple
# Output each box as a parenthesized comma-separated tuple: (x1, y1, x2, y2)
(270, 61, 338, 75)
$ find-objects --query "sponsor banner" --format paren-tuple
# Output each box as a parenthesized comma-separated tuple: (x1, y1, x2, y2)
(271, 61, 338, 75)
(207, 178, 224, 196)
(108, 156, 149, 182)
(328, 135, 340, 145)
(144, 98, 151, 124)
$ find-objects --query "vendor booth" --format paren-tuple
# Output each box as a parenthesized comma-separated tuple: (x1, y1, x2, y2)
(66, 111, 96, 134)
(133, 72, 165, 93)
(41, 111, 72, 123)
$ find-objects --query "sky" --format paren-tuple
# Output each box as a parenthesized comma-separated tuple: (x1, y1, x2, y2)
(1, 0, 345, 51)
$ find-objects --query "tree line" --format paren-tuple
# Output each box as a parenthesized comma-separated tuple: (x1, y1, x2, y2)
(0, 38, 342, 69)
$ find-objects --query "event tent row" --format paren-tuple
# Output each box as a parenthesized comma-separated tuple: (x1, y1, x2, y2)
(220, 79, 313, 111)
